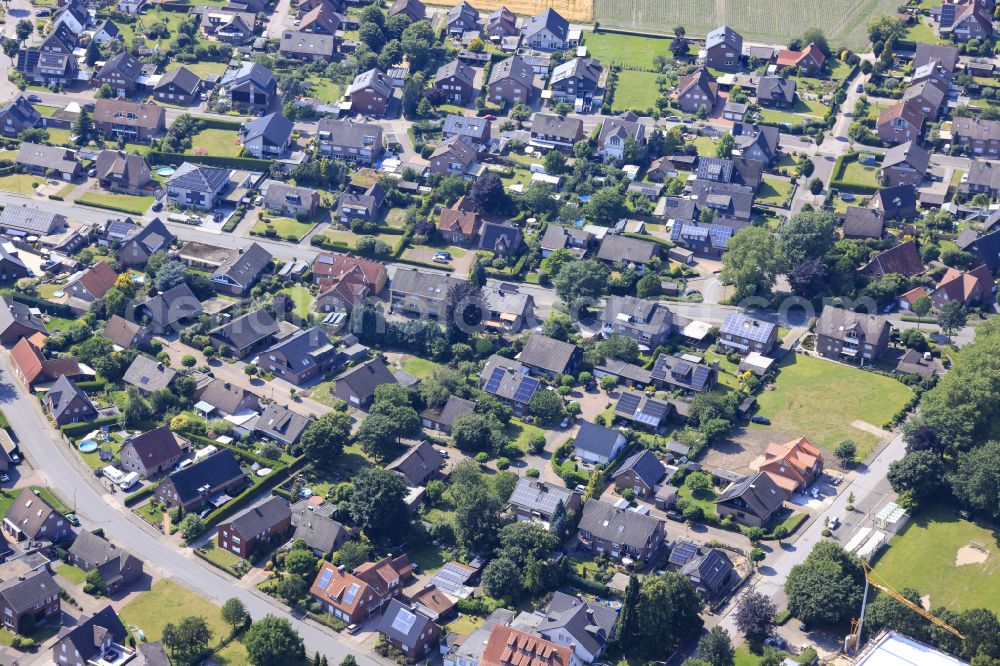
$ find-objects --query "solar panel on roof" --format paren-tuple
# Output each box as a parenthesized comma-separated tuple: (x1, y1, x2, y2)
(617, 392, 641, 416)
(670, 541, 698, 563)
(643, 400, 669, 420)
(651, 355, 667, 380)
(514, 376, 539, 403)
(391, 608, 417, 634)
(317, 567, 334, 590)
(635, 411, 659, 426)
(343, 582, 360, 605)
(484, 367, 504, 393)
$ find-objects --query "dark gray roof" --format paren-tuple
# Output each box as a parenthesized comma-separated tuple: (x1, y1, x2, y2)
(95, 18, 121, 39)
(377, 599, 437, 649)
(68, 531, 141, 584)
(210, 309, 278, 352)
(280, 30, 336, 56)
(815, 306, 890, 343)
(390, 267, 463, 299)
(522, 7, 568, 40)
(0, 296, 47, 337)
(261, 327, 334, 373)
(843, 206, 885, 238)
(316, 119, 383, 150)
(536, 591, 616, 657)
(58, 606, 127, 662)
(240, 113, 293, 147)
(291, 506, 346, 554)
(756, 76, 795, 105)
(442, 115, 491, 143)
(731, 123, 779, 160)
(220, 62, 276, 91)
(489, 56, 535, 86)
(0, 203, 65, 234)
(681, 548, 733, 592)
(435, 59, 475, 87)
(706, 25, 742, 50)
(123, 355, 176, 392)
(348, 68, 393, 97)
(334, 358, 397, 402)
(719, 313, 775, 343)
(612, 449, 665, 487)
(875, 184, 918, 217)
(446, 0, 478, 28)
(550, 57, 601, 87)
(913, 43, 959, 71)
(691, 179, 755, 221)
(97, 51, 142, 82)
(598, 360, 653, 385)
(420, 395, 476, 428)
(4, 488, 64, 540)
(46, 375, 94, 422)
(573, 422, 624, 459)
(155, 65, 201, 94)
(651, 353, 715, 392)
(0, 569, 59, 613)
(478, 222, 522, 253)
(15, 143, 78, 175)
(715, 471, 785, 520)
(137, 643, 171, 666)
(386, 441, 444, 487)
(167, 449, 244, 503)
(167, 162, 230, 194)
(519, 333, 577, 375)
(224, 495, 290, 536)
(0, 98, 40, 127)
(255, 403, 311, 446)
(578, 500, 662, 550)
(125, 217, 173, 255)
(141, 282, 203, 328)
(196, 378, 255, 415)
(479, 355, 538, 404)
(509, 478, 576, 516)
(602, 296, 673, 337)
(212, 243, 273, 290)
(123, 426, 183, 470)
(94, 150, 151, 188)
(389, 0, 424, 20)
(530, 113, 584, 142)
(597, 235, 658, 264)
(883, 140, 930, 175)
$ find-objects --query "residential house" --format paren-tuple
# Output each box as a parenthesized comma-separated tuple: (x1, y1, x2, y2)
(0, 246, 27, 282)
(775, 42, 825, 73)
(682, 549, 734, 600)
(715, 471, 786, 526)
(437, 206, 481, 247)
(62, 262, 116, 305)
(548, 57, 602, 104)
(261, 180, 319, 217)
(93, 99, 166, 142)
(255, 403, 311, 448)
(118, 217, 173, 267)
(756, 76, 796, 107)
(952, 117, 1000, 158)
(119, 426, 185, 478)
(612, 449, 665, 498)
(155, 449, 246, 511)
(335, 183, 385, 226)
(312, 253, 388, 310)
(861, 240, 924, 278)
(377, 599, 440, 660)
(421, 395, 476, 434)
(217, 496, 292, 559)
(103, 315, 150, 350)
(902, 79, 947, 121)
(481, 626, 576, 666)
(488, 56, 538, 105)
(15, 143, 80, 180)
(704, 25, 743, 69)
(479, 221, 522, 254)
(519, 333, 578, 378)
(573, 422, 626, 465)
(406, 585, 455, 624)
(279, 30, 336, 60)
(137, 282, 203, 333)
(432, 60, 476, 105)
(209, 310, 279, 358)
(842, 206, 885, 239)
(193, 377, 260, 419)
(239, 113, 293, 158)
(93, 150, 153, 195)
(259, 327, 340, 385)
(651, 353, 718, 392)
(530, 114, 584, 152)
(577, 499, 664, 562)
(930, 264, 995, 308)
(2, 488, 71, 543)
(508, 478, 581, 523)
(540, 224, 593, 258)
(210, 243, 272, 297)
(479, 355, 539, 417)
(0, 296, 47, 344)
(596, 235, 659, 271)
(388, 0, 424, 21)
(51, 606, 133, 666)
(122, 354, 177, 394)
(332, 358, 397, 409)
(309, 555, 413, 623)
(718, 312, 778, 355)
(525, 592, 616, 664)
(966, 160, 1000, 198)
(166, 162, 230, 210)
(153, 66, 201, 105)
(199, 7, 255, 44)
(613, 389, 672, 429)
(442, 115, 492, 151)
(298, 2, 342, 34)
(347, 68, 393, 117)
(482, 284, 533, 333)
(522, 8, 573, 50)
(0, 98, 40, 138)
(290, 499, 348, 556)
(731, 122, 780, 164)
(387, 441, 444, 487)
(10, 338, 81, 387)
(876, 102, 925, 145)
(675, 68, 717, 114)
(45, 375, 97, 426)
(0, 568, 60, 635)
(68, 531, 143, 593)
(601, 295, 673, 347)
(94, 52, 143, 96)
(760, 436, 824, 494)
(389, 268, 463, 318)
(316, 119, 385, 165)
(220, 62, 277, 113)
(486, 6, 517, 41)
(430, 136, 480, 177)
(895, 348, 943, 379)
(872, 184, 919, 220)
(16, 28, 79, 86)
(691, 179, 755, 223)
(938, 0, 994, 41)
(913, 43, 960, 71)
(814, 306, 891, 362)
(53, 1, 88, 35)
(597, 111, 645, 162)
(881, 141, 930, 187)
(445, 1, 479, 35)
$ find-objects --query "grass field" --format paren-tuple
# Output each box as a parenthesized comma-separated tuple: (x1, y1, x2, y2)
(309, 78, 342, 103)
(46, 128, 73, 146)
(759, 98, 828, 126)
(612, 71, 662, 112)
(839, 158, 881, 188)
(251, 216, 315, 242)
(506, 418, 546, 452)
(0, 174, 41, 195)
(187, 128, 243, 158)
(594, 0, 898, 50)
(120, 580, 230, 644)
(57, 563, 88, 585)
(166, 60, 228, 78)
(277, 286, 314, 319)
(402, 357, 438, 379)
(431, 0, 592, 20)
(77, 192, 155, 215)
(752, 353, 912, 459)
(873, 505, 1000, 614)
(583, 31, 673, 70)
(756, 176, 793, 207)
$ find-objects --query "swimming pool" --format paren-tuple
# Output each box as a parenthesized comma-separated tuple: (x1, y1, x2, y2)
(156, 167, 176, 176)
(79, 440, 99, 453)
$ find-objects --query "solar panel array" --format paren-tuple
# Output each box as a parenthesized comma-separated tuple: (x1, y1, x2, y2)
(616, 392, 641, 416)
(669, 541, 698, 565)
(721, 313, 775, 344)
(316, 567, 334, 590)
(642, 399, 670, 421)
(343, 583, 360, 605)
(484, 367, 505, 393)
(514, 376, 539, 403)
(391, 607, 417, 634)
(430, 562, 474, 595)
(708, 225, 735, 248)
(651, 354, 668, 381)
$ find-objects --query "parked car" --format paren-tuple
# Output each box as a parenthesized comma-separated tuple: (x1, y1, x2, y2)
(0, 474, 8, 483)
(28, 95, 42, 103)
(750, 415, 771, 425)
(433, 251, 452, 264)
(666, 510, 684, 522)
(151, 200, 163, 212)
(856, 83, 864, 93)
(346, 624, 360, 635)
(65, 513, 80, 526)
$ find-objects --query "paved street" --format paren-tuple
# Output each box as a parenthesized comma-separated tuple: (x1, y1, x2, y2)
(0, 352, 387, 666)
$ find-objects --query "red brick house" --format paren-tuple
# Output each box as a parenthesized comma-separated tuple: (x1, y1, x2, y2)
(310, 555, 414, 624)
(216, 496, 292, 559)
(775, 42, 825, 73)
(437, 206, 481, 245)
(759, 436, 824, 494)
(930, 264, 995, 308)
(876, 102, 924, 145)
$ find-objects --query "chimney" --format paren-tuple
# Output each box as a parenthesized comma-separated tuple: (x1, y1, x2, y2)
(337, 565, 345, 572)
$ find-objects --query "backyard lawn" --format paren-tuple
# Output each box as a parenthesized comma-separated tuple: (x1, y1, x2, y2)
(506, 418, 546, 452)
(756, 176, 793, 207)
(277, 286, 314, 319)
(251, 216, 315, 242)
(612, 71, 662, 112)
(120, 580, 231, 644)
(402, 357, 438, 379)
(691, 135, 718, 156)
(837, 155, 881, 188)
(166, 60, 228, 78)
(583, 31, 673, 70)
(677, 477, 718, 520)
(77, 192, 155, 215)
(873, 504, 1000, 614)
(46, 128, 73, 146)
(199, 543, 247, 577)
(752, 353, 912, 459)
(0, 173, 42, 194)
(309, 78, 342, 103)
(187, 128, 243, 158)
(57, 563, 88, 585)
(759, 98, 827, 125)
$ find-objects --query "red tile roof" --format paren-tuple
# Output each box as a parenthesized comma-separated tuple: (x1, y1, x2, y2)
(438, 208, 481, 236)
(482, 626, 574, 666)
(10, 338, 80, 385)
(312, 253, 385, 288)
(934, 263, 994, 305)
(72, 261, 118, 300)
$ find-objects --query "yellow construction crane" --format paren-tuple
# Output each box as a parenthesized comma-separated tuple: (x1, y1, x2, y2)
(849, 560, 964, 653)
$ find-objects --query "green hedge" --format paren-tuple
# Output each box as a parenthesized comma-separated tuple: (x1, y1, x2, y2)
(625, 231, 674, 249)
(566, 573, 609, 596)
(124, 484, 156, 507)
(197, 118, 243, 131)
(76, 198, 150, 216)
(75, 379, 108, 394)
(146, 151, 273, 171)
(9, 292, 75, 318)
(61, 416, 120, 439)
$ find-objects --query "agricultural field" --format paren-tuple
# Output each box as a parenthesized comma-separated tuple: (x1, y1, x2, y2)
(595, 0, 900, 50)
(433, 0, 592, 20)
